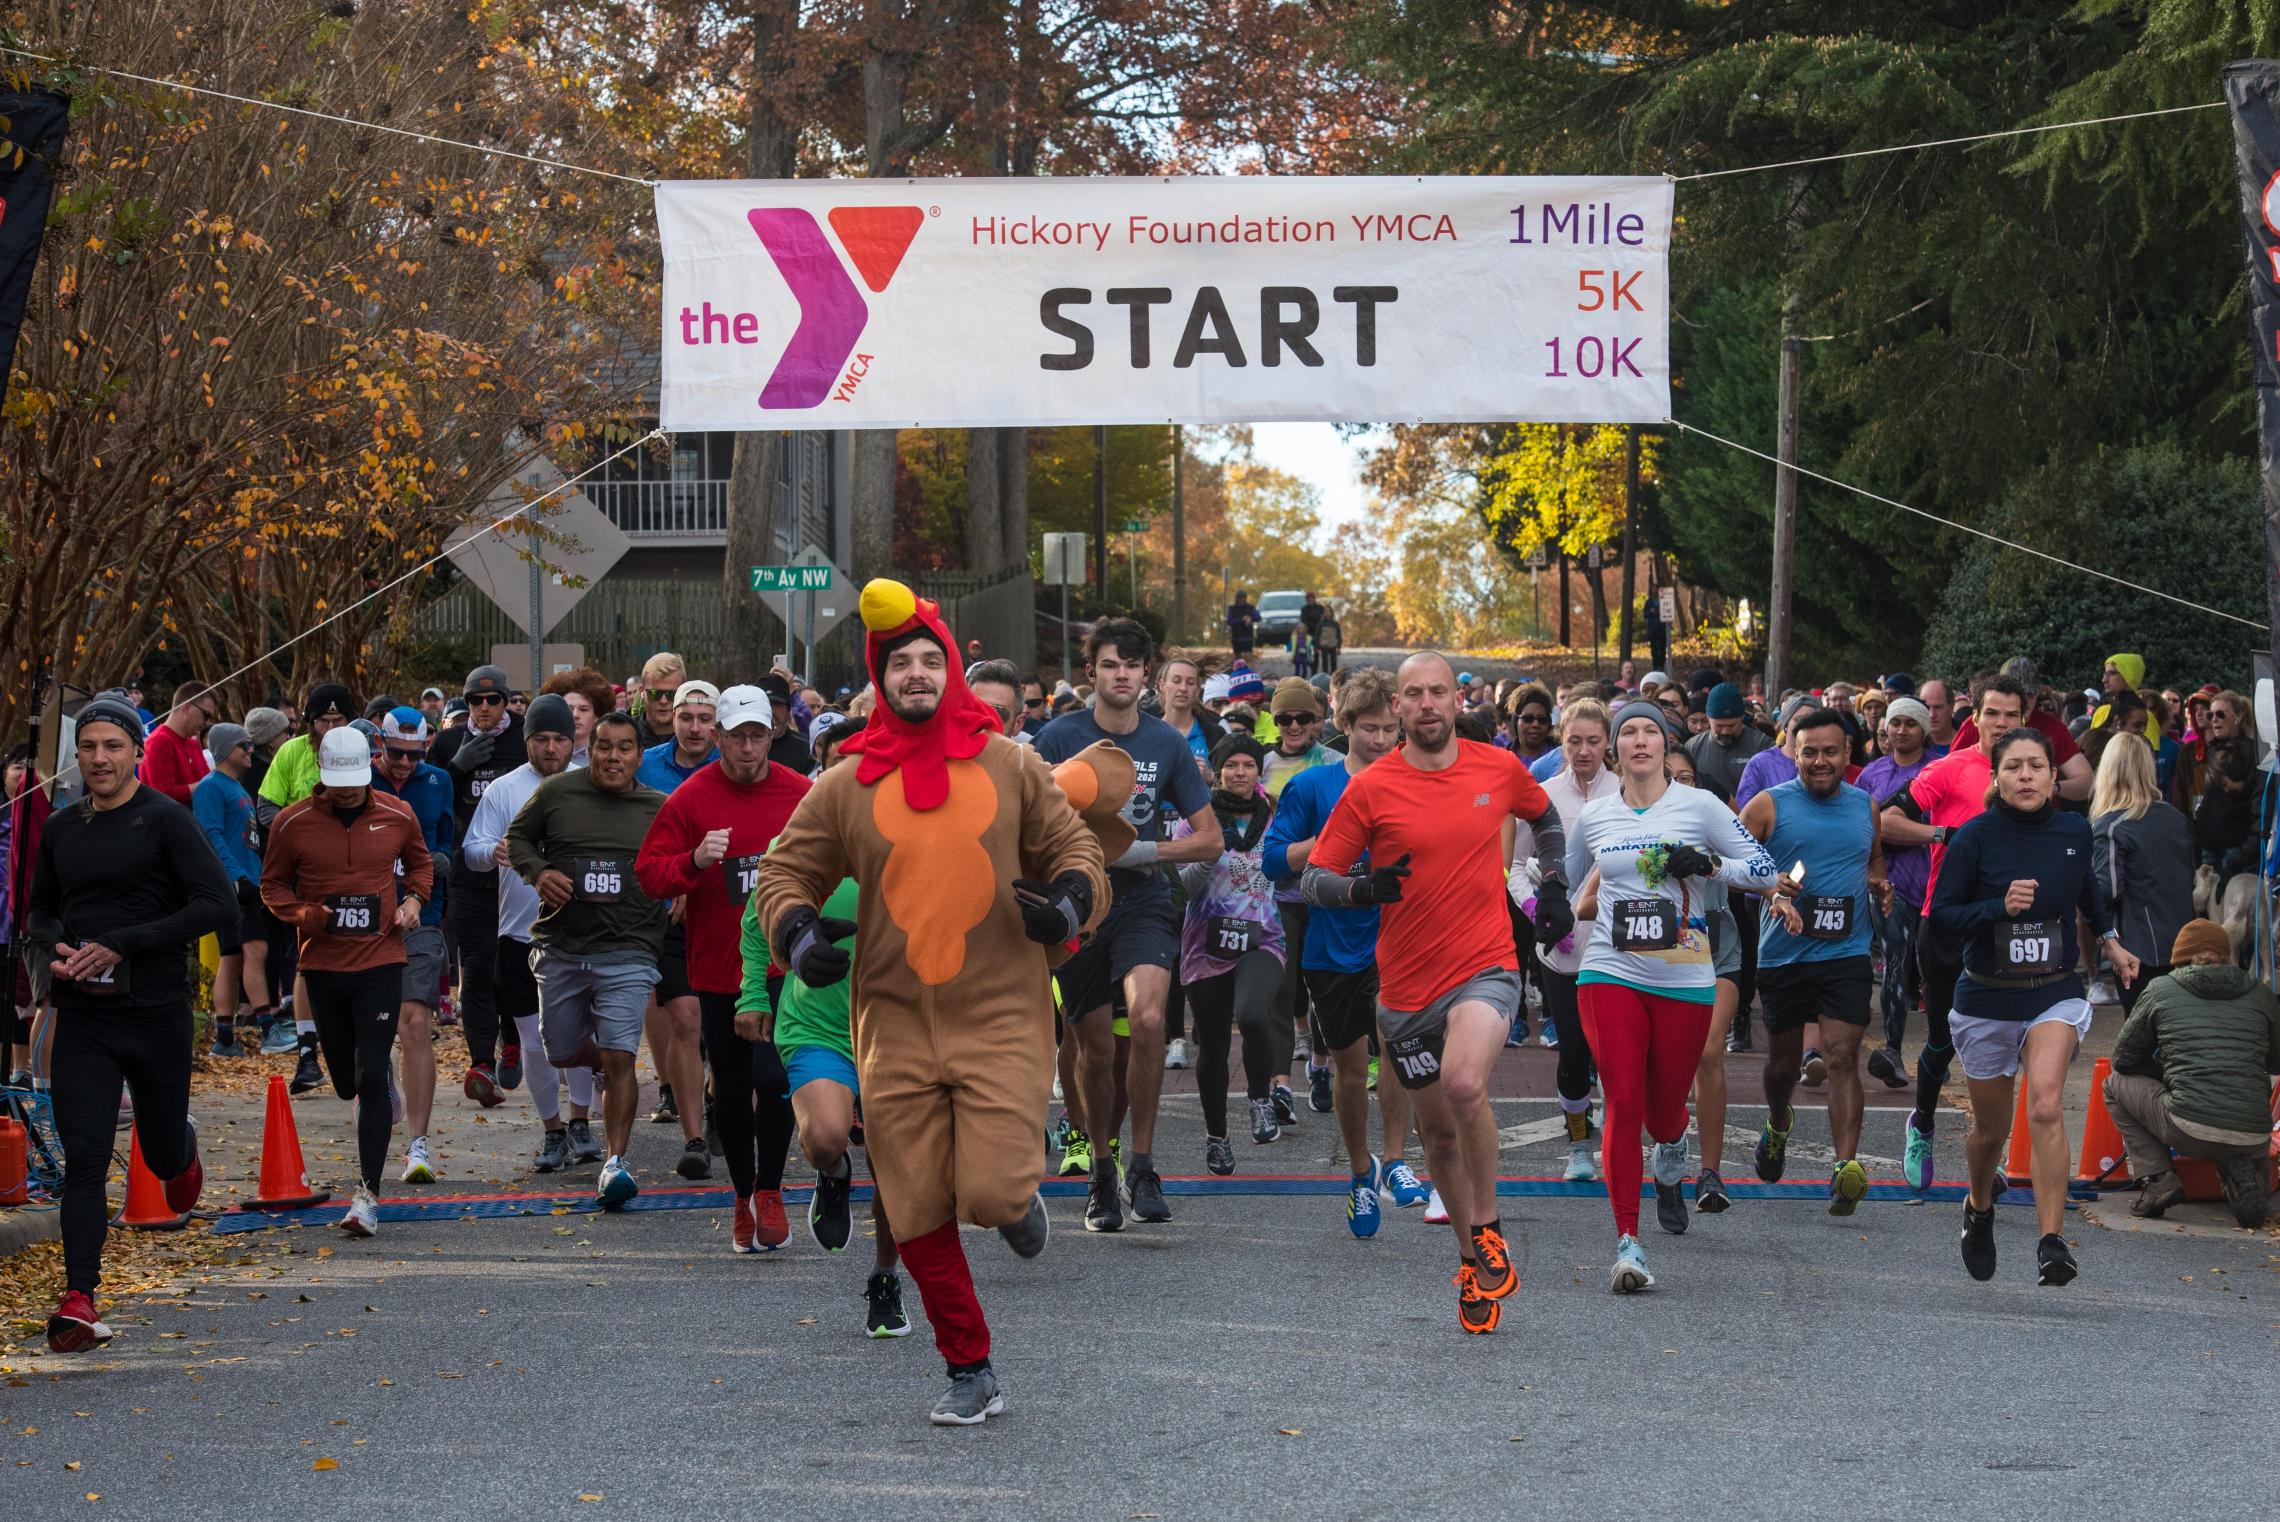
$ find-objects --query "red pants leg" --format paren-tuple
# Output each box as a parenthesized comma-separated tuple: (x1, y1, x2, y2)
(1579, 983, 1651, 1237)
(1642, 997, 1713, 1145)
(896, 1220, 991, 1368)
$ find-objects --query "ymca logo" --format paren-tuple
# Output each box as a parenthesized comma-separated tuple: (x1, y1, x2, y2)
(745, 206, 925, 409)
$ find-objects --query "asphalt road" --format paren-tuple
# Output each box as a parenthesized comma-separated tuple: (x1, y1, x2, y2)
(6, 1071, 2275, 1522)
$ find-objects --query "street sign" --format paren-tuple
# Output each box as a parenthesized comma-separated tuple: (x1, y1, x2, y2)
(491, 643, 586, 682)
(447, 456, 631, 637)
(1120, 518, 1147, 533)
(1586, 544, 1603, 570)
(750, 564, 835, 592)
(1041, 532, 1087, 587)
(1526, 545, 1547, 572)
(756, 545, 853, 683)
(1658, 586, 1677, 624)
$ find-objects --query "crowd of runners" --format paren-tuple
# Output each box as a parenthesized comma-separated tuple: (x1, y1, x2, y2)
(8, 609, 2279, 1424)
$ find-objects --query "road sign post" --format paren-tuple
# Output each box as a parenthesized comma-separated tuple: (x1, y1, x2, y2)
(752, 552, 847, 686)
(1042, 532, 1087, 682)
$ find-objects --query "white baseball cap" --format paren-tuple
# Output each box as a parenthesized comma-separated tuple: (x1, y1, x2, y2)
(318, 727, 373, 787)
(715, 684, 773, 733)
(674, 679, 722, 709)
(1201, 673, 1233, 705)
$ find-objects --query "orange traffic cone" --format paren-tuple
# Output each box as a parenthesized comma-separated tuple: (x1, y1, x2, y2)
(0, 1115, 28, 1205)
(2003, 1078, 2033, 1178)
(250, 1073, 328, 1210)
(111, 1126, 192, 1231)
(2075, 1056, 2130, 1186)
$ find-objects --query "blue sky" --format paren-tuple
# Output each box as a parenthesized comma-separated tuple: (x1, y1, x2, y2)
(1246, 422, 1372, 546)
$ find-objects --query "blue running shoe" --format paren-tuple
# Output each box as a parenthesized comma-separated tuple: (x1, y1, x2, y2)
(260, 1020, 299, 1055)
(1382, 1159, 1428, 1208)
(1348, 1154, 1383, 1238)
(597, 1157, 639, 1210)
(1504, 1017, 1526, 1049)
(1539, 1022, 1559, 1049)
(1904, 1115, 1934, 1192)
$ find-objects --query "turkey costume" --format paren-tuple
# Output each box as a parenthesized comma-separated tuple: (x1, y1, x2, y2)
(754, 578, 1116, 1404)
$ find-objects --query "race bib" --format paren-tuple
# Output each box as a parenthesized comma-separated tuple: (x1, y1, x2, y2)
(724, 853, 763, 907)
(1207, 916, 1261, 957)
(469, 768, 497, 800)
(72, 958, 129, 996)
(1612, 898, 1678, 952)
(574, 857, 627, 903)
(324, 893, 382, 936)
(1800, 894, 1853, 941)
(1999, 920, 2061, 974)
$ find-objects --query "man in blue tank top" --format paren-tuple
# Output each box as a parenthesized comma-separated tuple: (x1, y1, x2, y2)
(1738, 707, 1890, 1215)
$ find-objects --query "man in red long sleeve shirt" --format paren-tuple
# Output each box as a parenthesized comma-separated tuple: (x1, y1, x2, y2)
(635, 684, 811, 1242)
(139, 686, 214, 805)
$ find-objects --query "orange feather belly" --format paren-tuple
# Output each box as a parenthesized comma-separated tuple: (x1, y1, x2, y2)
(872, 758, 998, 985)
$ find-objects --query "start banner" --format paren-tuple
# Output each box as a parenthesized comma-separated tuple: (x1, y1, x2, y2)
(655, 176, 1671, 431)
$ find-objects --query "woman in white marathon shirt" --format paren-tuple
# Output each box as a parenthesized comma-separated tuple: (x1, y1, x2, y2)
(1566, 700, 1776, 1293)
(1508, 697, 1618, 1183)
(1926, 725, 2137, 1288)
(1661, 745, 1745, 1214)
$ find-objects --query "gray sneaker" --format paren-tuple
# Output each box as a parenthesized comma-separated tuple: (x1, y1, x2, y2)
(1126, 1168, 1171, 1223)
(534, 1128, 571, 1174)
(929, 1366, 1005, 1426)
(1651, 1141, 1688, 1236)
(1250, 1096, 1280, 1144)
(566, 1117, 603, 1164)
(998, 1192, 1049, 1259)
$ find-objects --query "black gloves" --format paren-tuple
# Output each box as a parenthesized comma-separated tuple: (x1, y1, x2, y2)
(775, 905, 857, 987)
(448, 731, 497, 775)
(1013, 872, 1094, 946)
(1664, 844, 1716, 880)
(1532, 879, 1574, 948)
(1350, 851, 1412, 906)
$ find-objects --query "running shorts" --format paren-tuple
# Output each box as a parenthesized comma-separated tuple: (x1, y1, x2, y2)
(1756, 953, 1873, 1033)
(1378, 966, 1523, 1090)
(654, 922, 694, 1004)
(400, 925, 449, 1011)
(1058, 897, 1180, 1019)
(1306, 965, 1381, 1052)
(784, 1044, 859, 1097)
(534, 948, 658, 1059)
(1950, 997, 2090, 1081)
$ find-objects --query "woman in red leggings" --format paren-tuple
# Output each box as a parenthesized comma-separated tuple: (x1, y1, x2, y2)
(1565, 701, 1777, 1292)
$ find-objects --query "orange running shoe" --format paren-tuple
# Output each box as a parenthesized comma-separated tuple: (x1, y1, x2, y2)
(1454, 1265, 1500, 1335)
(1469, 1225, 1518, 1300)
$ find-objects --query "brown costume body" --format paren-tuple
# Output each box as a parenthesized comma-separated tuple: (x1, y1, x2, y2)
(754, 733, 1107, 1239)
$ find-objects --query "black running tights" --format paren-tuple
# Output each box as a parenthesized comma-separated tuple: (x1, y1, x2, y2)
(698, 992, 793, 1198)
(1186, 951, 1282, 1138)
(52, 1003, 194, 1294)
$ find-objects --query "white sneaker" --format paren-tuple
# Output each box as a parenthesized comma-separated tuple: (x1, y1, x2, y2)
(1610, 1233, 1654, 1294)
(338, 1188, 379, 1239)
(400, 1136, 436, 1185)
(1422, 1188, 1449, 1224)
(1563, 1140, 1600, 1183)
(1292, 1032, 1312, 1065)
(350, 1062, 404, 1128)
(1163, 1038, 1191, 1071)
(2087, 975, 2120, 1006)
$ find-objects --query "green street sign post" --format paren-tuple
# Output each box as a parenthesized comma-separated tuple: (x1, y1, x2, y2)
(751, 564, 834, 592)
(1120, 518, 1147, 533)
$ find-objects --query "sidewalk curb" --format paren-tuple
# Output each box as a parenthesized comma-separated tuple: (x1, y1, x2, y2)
(0, 1204, 61, 1257)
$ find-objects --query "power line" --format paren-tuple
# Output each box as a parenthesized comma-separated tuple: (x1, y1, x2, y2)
(9, 428, 666, 808)
(1672, 100, 2225, 181)
(0, 44, 657, 187)
(1667, 418, 2267, 632)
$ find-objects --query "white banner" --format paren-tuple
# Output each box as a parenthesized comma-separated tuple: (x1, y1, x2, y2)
(656, 175, 1671, 431)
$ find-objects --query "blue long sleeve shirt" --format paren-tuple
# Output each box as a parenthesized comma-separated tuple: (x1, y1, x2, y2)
(374, 762, 455, 926)
(1261, 760, 1378, 973)
(192, 769, 262, 887)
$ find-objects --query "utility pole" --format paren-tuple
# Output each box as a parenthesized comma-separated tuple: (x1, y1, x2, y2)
(1171, 425, 1186, 641)
(1618, 424, 1640, 664)
(1767, 327, 1801, 698)
(1557, 546, 1572, 646)
(1091, 425, 1108, 598)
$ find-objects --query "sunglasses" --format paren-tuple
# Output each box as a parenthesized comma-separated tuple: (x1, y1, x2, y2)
(384, 745, 425, 761)
(1518, 710, 1550, 723)
(467, 692, 506, 707)
(1278, 712, 1319, 725)
(1024, 696, 1046, 708)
